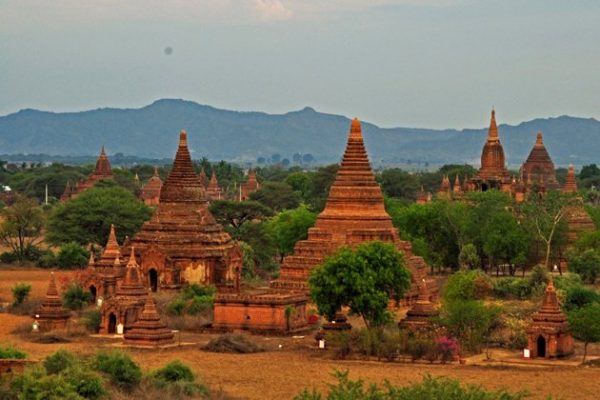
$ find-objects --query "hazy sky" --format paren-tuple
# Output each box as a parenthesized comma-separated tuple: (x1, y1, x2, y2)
(1, 0, 599, 128)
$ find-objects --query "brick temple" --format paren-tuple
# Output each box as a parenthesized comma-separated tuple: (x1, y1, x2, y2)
(61, 146, 114, 201)
(123, 295, 175, 347)
(239, 170, 259, 201)
(127, 130, 242, 292)
(140, 167, 163, 206)
(35, 273, 71, 332)
(271, 118, 434, 301)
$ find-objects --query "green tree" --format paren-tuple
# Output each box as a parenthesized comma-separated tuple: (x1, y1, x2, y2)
(284, 172, 312, 201)
(46, 185, 152, 246)
(377, 168, 419, 201)
(0, 197, 45, 263)
(568, 303, 600, 362)
(209, 200, 272, 236)
(568, 249, 600, 284)
(459, 244, 480, 270)
(309, 241, 411, 329)
(438, 300, 499, 353)
(265, 205, 317, 262)
(56, 243, 90, 269)
(249, 182, 300, 212)
(482, 211, 529, 275)
(308, 164, 339, 212)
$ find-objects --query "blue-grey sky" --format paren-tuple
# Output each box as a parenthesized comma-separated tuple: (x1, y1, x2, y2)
(1, 0, 599, 128)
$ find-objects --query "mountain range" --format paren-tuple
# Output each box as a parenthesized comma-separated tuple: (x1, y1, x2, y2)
(1, 99, 599, 167)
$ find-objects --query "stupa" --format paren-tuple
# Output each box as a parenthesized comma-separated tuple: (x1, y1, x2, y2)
(206, 171, 224, 200)
(272, 118, 433, 301)
(563, 164, 578, 194)
(521, 131, 559, 191)
(100, 247, 148, 334)
(36, 273, 71, 331)
(61, 146, 113, 201)
(128, 130, 242, 292)
(123, 295, 174, 347)
(399, 279, 438, 331)
(470, 110, 511, 192)
(562, 165, 595, 241)
(437, 175, 451, 199)
(140, 167, 163, 206)
(526, 280, 573, 358)
(239, 170, 259, 201)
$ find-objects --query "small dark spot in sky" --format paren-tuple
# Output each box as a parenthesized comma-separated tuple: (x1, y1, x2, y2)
(164, 47, 173, 55)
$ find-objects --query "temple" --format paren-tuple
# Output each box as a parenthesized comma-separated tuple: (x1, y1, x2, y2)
(140, 167, 163, 206)
(526, 280, 573, 358)
(271, 118, 434, 301)
(82, 224, 124, 301)
(562, 165, 595, 242)
(239, 170, 259, 201)
(36, 273, 71, 332)
(61, 146, 113, 201)
(521, 131, 559, 191)
(123, 295, 175, 347)
(206, 171, 224, 200)
(128, 130, 242, 292)
(399, 279, 438, 331)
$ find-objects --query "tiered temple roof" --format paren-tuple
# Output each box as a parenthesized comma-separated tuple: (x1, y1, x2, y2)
(140, 167, 163, 206)
(36, 273, 70, 331)
(129, 130, 241, 290)
(62, 146, 113, 201)
(400, 279, 438, 330)
(521, 131, 559, 190)
(123, 295, 174, 347)
(239, 170, 259, 201)
(563, 164, 578, 194)
(206, 171, 224, 200)
(478, 110, 509, 181)
(272, 118, 433, 300)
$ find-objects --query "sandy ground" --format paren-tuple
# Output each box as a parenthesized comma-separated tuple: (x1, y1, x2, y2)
(1, 269, 600, 400)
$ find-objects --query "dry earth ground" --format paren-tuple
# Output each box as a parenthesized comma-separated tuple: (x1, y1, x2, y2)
(1, 269, 600, 399)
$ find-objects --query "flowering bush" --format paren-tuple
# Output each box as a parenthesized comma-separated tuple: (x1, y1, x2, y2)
(437, 336, 459, 363)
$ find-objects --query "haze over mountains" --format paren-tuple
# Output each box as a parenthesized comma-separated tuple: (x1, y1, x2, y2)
(0, 99, 598, 167)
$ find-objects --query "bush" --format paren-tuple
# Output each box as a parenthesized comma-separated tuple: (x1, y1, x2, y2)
(186, 295, 213, 315)
(202, 333, 265, 354)
(569, 249, 600, 284)
(64, 365, 106, 400)
(407, 337, 430, 362)
(0, 251, 18, 264)
(56, 242, 90, 269)
(528, 264, 549, 287)
(94, 350, 141, 390)
(83, 309, 102, 333)
(438, 300, 500, 353)
(181, 284, 216, 300)
(443, 270, 492, 302)
(168, 299, 186, 316)
(564, 285, 600, 311)
(0, 345, 26, 359)
(9, 366, 82, 400)
(11, 283, 32, 305)
(153, 361, 194, 383)
(437, 336, 460, 363)
(44, 349, 77, 374)
(493, 277, 532, 300)
(62, 283, 92, 310)
(324, 331, 354, 360)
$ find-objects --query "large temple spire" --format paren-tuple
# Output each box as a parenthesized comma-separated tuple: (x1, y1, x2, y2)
(487, 109, 499, 142)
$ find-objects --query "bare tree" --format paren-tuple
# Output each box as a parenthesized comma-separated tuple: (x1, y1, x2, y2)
(0, 197, 45, 263)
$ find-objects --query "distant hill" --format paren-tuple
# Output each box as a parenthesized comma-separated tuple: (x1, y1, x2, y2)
(0, 99, 598, 167)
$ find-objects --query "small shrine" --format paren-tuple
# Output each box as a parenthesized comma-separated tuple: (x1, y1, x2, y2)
(140, 166, 163, 206)
(399, 279, 438, 331)
(526, 280, 573, 358)
(239, 170, 259, 201)
(123, 295, 175, 347)
(36, 273, 70, 332)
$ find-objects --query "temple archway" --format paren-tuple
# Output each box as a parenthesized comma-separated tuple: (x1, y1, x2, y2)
(537, 335, 546, 357)
(481, 183, 489, 192)
(108, 313, 117, 334)
(89, 285, 97, 303)
(149, 268, 158, 292)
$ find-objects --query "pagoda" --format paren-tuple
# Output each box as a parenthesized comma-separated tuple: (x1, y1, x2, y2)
(563, 164, 578, 194)
(206, 171, 224, 200)
(272, 118, 433, 301)
(437, 175, 451, 199)
(239, 170, 259, 201)
(128, 130, 242, 292)
(199, 167, 209, 188)
(123, 295, 174, 347)
(470, 110, 511, 192)
(62, 146, 113, 201)
(36, 273, 71, 332)
(100, 247, 148, 334)
(521, 131, 559, 191)
(452, 175, 463, 199)
(562, 165, 595, 241)
(140, 167, 163, 206)
(526, 280, 573, 358)
(399, 279, 438, 331)
(81, 224, 124, 300)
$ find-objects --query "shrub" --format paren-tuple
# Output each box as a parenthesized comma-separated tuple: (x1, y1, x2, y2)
(564, 285, 600, 311)
(9, 366, 82, 400)
(324, 331, 354, 360)
(438, 300, 500, 353)
(62, 283, 92, 310)
(153, 361, 194, 383)
(181, 284, 216, 301)
(528, 264, 549, 287)
(201, 333, 265, 354)
(83, 309, 102, 333)
(443, 270, 492, 302)
(64, 365, 106, 400)
(168, 299, 186, 316)
(407, 337, 429, 362)
(94, 350, 141, 390)
(437, 336, 460, 363)
(44, 349, 77, 374)
(493, 277, 532, 300)
(0, 345, 26, 359)
(186, 295, 213, 315)
(569, 249, 600, 284)
(0, 251, 18, 264)
(11, 283, 32, 305)
(56, 242, 90, 269)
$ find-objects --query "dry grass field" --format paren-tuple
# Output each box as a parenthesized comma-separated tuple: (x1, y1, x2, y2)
(1, 269, 600, 400)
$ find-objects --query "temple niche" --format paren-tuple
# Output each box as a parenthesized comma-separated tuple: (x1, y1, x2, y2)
(61, 146, 113, 201)
(128, 130, 242, 292)
(271, 118, 435, 302)
(526, 280, 573, 358)
(140, 167, 163, 206)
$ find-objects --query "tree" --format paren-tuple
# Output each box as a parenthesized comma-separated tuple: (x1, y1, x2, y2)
(209, 200, 272, 237)
(378, 168, 419, 201)
(46, 185, 152, 246)
(0, 197, 45, 263)
(308, 164, 339, 211)
(568, 303, 600, 362)
(521, 191, 574, 269)
(568, 249, 600, 284)
(438, 300, 499, 353)
(265, 205, 317, 262)
(249, 182, 300, 212)
(284, 172, 312, 201)
(309, 241, 411, 329)
(482, 211, 529, 275)
(459, 244, 480, 270)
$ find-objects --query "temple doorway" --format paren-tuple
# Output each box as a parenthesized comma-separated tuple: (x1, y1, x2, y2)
(149, 269, 158, 292)
(537, 336, 546, 357)
(481, 183, 489, 192)
(89, 285, 97, 303)
(108, 313, 117, 334)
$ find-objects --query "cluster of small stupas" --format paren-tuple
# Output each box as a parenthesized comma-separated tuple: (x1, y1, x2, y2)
(270, 118, 435, 302)
(61, 146, 114, 201)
